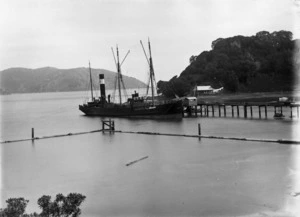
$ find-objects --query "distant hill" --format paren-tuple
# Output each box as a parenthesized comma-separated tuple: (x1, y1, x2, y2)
(0, 67, 146, 94)
(157, 30, 299, 97)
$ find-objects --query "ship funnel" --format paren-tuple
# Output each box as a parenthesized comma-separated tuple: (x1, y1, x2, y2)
(99, 74, 106, 100)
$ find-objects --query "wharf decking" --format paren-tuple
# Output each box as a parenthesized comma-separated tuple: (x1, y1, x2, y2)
(183, 102, 300, 119)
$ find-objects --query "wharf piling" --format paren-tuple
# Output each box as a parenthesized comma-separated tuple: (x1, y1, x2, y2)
(230, 105, 240, 117)
(102, 119, 115, 133)
(265, 105, 267, 118)
(274, 106, 283, 116)
(243, 105, 247, 118)
(31, 128, 34, 140)
(257, 105, 268, 118)
(216, 104, 227, 117)
(183, 102, 300, 119)
(289, 105, 299, 118)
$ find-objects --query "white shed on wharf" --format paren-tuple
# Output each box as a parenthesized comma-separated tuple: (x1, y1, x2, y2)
(193, 86, 214, 95)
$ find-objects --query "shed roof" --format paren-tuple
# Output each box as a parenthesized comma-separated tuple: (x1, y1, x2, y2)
(184, 97, 197, 100)
(195, 86, 213, 91)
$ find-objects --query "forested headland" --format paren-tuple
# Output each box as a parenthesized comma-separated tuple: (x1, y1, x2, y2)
(158, 30, 299, 97)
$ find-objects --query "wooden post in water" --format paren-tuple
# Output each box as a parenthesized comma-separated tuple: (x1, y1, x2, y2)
(102, 119, 115, 132)
(195, 105, 198, 117)
(109, 119, 114, 133)
(244, 105, 247, 118)
(111, 121, 115, 131)
(237, 105, 240, 117)
(200, 105, 203, 117)
(259, 106, 261, 118)
(201, 105, 203, 117)
(212, 105, 215, 116)
(290, 106, 293, 118)
(250, 106, 253, 117)
(198, 123, 201, 140)
(231, 106, 234, 117)
(264, 105, 267, 118)
(31, 128, 34, 140)
(206, 105, 209, 117)
(224, 105, 227, 117)
(219, 105, 221, 117)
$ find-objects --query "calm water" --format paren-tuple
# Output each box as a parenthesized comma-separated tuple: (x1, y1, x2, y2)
(1, 91, 300, 217)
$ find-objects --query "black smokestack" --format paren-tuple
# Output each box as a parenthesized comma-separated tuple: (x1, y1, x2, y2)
(99, 74, 106, 100)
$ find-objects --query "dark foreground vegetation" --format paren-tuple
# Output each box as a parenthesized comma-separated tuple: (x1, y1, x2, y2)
(0, 193, 86, 217)
(158, 30, 299, 97)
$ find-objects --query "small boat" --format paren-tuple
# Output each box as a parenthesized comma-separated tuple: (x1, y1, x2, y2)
(274, 113, 285, 118)
(79, 40, 183, 118)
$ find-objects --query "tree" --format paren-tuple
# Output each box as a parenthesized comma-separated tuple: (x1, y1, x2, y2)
(157, 80, 176, 98)
(170, 78, 191, 97)
(37, 193, 86, 217)
(1, 193, 86, 217)
(222, 71, 239, 92)
(211, 38, 224, 49)
(37, 195, 52, 217)
(189, 55, 197, 64)
(63, 193, 86, 217)
(1, 198, 29, 217)
(158, 30, 295, 95)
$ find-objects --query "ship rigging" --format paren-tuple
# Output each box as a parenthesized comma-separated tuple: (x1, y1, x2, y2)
(79, 39, 183, 118)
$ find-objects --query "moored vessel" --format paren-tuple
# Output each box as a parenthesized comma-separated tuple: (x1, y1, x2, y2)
(79, 40, 183, 118)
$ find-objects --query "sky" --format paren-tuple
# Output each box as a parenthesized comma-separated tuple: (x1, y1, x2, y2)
(0, 0, 299, 83)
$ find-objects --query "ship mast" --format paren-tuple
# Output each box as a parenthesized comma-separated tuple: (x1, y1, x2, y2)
(148, 38, 155, 105)
(140, 38, 157, 106)
(111, 45, 130, 104)
(89, 61, 94, 101)
(116, 47, 122, 104)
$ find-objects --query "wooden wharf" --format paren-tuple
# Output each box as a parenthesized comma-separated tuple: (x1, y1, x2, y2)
(183, 102, 300, 119)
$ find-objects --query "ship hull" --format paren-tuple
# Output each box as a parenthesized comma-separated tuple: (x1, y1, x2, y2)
(79, 100, 183, 119)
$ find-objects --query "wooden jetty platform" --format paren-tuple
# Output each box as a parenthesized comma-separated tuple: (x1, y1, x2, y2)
(183, 102, 300, 119)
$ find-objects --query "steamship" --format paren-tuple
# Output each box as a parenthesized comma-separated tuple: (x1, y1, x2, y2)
(79, 40, 183, 118)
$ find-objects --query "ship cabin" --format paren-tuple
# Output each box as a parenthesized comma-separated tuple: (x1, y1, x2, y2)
(128, 91, 144, 103)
